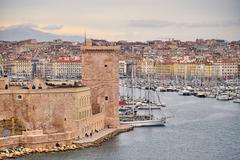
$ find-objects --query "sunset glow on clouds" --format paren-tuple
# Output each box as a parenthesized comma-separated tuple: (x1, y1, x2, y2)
(0, 0, 239, 41)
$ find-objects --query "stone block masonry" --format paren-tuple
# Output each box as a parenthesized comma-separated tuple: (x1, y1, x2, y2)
(0, 86, 105, 148)
(81, 45, 120, 128)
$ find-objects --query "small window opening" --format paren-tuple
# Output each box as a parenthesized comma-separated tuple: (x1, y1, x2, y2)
(105, 96, 108, 101)
(18, 95, 22, 99)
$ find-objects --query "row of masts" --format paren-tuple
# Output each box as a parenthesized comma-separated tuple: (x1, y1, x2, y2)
(129, 61, 153, 119)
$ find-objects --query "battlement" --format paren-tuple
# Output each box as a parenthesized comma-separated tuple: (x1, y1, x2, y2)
(0, 86, 89, 95)
(81, 45, 120, 52)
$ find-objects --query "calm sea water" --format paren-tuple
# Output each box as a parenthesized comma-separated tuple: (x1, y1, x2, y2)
(12, 90, 240, 160)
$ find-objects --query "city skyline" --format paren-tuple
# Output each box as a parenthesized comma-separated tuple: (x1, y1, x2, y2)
(0, 0, 240, 41)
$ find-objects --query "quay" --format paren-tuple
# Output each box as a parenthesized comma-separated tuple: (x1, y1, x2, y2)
(0, 125, 133, 159)
(73, 125, 133, 146)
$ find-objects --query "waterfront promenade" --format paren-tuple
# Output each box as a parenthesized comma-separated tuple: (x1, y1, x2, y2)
(74, 129, 115, 144)
(74, 125, 133, 145)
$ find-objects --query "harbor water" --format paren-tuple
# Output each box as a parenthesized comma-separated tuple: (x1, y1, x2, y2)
(11, 90, 240, 160)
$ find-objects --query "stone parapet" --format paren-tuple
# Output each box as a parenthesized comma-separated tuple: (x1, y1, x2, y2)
(22, 130, 43, 136)
(0, 86, 90, 95)
(0, 131, 74, 149)
(0, 135, 21, 148)
(81, 45, 120, 51)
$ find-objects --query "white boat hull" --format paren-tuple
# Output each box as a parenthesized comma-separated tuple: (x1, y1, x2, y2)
(216, 93, 233, 101)
(216, 96, 232, 101)
(233, 99, 240, 103)
(178, 90, 191, 96)
(138, 106, 162, 110)
(120, 119, 166, 127)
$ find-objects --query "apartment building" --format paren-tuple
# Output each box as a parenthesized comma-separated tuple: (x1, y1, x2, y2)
(47, 59, 82, 80)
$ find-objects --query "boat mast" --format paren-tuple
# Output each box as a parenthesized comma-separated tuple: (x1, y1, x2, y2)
(147, 63, 152, 120)
(157, 91, 161, 104)
(131, 61, 135, 112)
(122, 80, 125, 100)
(184, 64, 187, 87)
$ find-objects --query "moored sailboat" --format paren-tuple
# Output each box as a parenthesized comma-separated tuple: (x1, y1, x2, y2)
(120, 65, 167, 127)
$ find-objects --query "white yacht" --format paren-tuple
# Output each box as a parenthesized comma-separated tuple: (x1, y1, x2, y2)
(178, 89, 191, 96)
(166, 86, 177, 92)
(216, 93, 233, 101)
(156, 86, 167, 92)
(233, 98, 240, 103)
(138, 104, 162, 110)
(120, 116, 166, 127)
(156, 102, 166, 107)
(195, 91, 207, 98)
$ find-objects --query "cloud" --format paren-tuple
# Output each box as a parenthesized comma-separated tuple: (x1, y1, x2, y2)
(6, 23, 39, 29)
(128, 20, 175, 28)
(128, 19, 240, 28)
(41, 25, 63, 30)
(0, 26, 6, 30)
(0, 23, 64, 31)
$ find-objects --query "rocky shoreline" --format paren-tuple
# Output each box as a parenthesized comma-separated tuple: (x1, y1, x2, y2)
(0, 126, 134, 159)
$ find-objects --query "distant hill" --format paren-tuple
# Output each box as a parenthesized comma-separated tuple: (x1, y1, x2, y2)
(0, 26, 84, 42)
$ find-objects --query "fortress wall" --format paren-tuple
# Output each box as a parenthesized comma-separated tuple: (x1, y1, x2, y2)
(0, 131, 74, 149)
(0, 135, 22, 149)
(0, 87, 106, 149)
(0, 87, 93, 134)
(0, 93, 15, 120)
(73, 113, 105, 139)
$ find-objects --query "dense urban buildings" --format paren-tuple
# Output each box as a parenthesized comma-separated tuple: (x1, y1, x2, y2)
(1, 38, 240, 81)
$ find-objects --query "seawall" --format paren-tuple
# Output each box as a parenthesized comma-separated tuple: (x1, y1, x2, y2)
(0, 125, 133, 159)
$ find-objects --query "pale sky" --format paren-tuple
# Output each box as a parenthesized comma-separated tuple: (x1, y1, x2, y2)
(0, 0, 240, 41)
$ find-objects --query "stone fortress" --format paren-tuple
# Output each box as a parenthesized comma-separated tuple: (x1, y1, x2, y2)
(0, 40, 121, 149)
